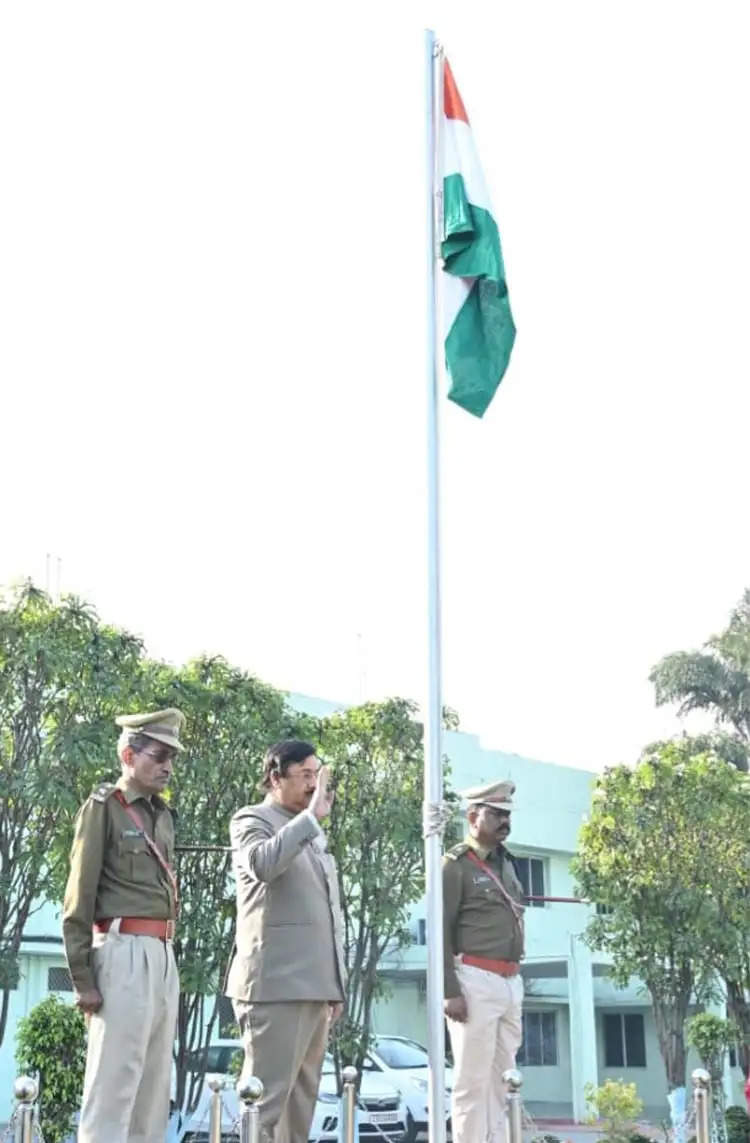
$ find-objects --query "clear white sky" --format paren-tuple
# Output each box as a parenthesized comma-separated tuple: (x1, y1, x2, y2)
(1, 3, 748, 771)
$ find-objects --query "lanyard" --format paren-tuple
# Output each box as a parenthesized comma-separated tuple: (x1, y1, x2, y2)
(115, 790, 179, 916)
(466, 850, 525, 925)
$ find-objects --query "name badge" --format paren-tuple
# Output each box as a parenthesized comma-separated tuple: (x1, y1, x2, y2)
(121, 828, 143, 839)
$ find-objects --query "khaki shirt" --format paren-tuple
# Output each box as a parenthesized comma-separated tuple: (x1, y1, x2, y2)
(62, 775, 177, 992)
(442, 836, 525, 999)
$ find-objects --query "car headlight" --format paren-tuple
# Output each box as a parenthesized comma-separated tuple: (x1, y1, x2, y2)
(317, 1093, 339, 1104)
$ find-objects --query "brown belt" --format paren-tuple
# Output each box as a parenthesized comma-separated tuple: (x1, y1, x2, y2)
(461, 953, 519, 977)
(94, 917, 176, 940)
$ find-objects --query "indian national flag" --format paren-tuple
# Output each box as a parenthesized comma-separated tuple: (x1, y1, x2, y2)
(441, 59, 516, 418)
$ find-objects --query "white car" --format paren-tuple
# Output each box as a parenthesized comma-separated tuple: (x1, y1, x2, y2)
(311, 1053, 408, 1141)
(363, 1035, 453, 1142)
(181, 1041, 408, 1142)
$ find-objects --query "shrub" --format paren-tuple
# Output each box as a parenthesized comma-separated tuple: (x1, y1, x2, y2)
(585, 1079, 644, 1143)
(725, 1106, 750, 1143)
(15, 994, 86, 1143)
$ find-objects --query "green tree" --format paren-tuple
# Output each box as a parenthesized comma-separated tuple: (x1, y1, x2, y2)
(573, 742, 750, 1129)
(319, 698, 455, 1076)
(650, 590, 750, 770)
(687, 1012, 736, 1142)
(155, 655, 308, 1120)
(650, 591, 750, 1065)
(15, 994, 87, 1143)
(0, 582, 143, 1046)
(45, 648, 309, 1121)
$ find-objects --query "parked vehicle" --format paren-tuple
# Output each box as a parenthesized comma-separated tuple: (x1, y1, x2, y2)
(364, 1036, 453, 1142)
(181, 1041, 408, 1142)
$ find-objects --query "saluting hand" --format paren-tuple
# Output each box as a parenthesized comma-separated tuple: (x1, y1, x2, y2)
(75, 987, 103, 1015)
(309, 765, 334, 822)
(444, 996, 468, 1023)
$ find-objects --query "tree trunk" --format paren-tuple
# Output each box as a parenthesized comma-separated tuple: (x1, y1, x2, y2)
(726, 978, 750, 1079)
(651, 990, 690, 1143)
(651, 991, 689, 1091)
(0, 986, 9, 1050)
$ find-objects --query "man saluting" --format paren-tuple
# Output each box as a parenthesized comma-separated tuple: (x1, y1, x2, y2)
(225, 739, 346, 1143)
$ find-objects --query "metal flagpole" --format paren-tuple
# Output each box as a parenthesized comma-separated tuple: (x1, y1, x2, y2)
(423, 27, 447, 1143)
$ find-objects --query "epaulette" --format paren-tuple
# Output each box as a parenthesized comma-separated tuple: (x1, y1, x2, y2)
(445, 842, 471, 861)
(90, 782, 117, 804)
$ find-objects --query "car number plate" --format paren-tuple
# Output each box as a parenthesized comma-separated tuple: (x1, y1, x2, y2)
(369, 1111, 398, 1124)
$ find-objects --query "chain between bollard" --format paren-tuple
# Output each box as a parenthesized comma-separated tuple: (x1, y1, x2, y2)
(503, 1067, 524, 1143)
(693, 1068, 711, 1143)
(237, 1076, 264, 1143)
(12, 1077, 39, 1143)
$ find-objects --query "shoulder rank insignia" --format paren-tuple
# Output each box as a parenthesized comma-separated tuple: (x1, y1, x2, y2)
(444, 842, 471, 861)
(90, 782, 117, 803)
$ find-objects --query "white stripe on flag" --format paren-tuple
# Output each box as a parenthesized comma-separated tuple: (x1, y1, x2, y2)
(442, 117, 493, 213)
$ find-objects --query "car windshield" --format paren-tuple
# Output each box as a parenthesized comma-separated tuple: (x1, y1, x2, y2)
(374, 1038, 429, 1069)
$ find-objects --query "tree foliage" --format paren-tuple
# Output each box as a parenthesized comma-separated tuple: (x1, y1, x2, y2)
(15, 994, 87, 1143)
(0, 582, 143, 1046)
(155, 655, 308, 1118)
(573, 741, 750, 1093)
(650, 590, 750, 768)
(319, 698, 455, 1077)
(1, 580, 458, 1122)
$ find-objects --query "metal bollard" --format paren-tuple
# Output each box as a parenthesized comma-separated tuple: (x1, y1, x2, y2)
(502, 1068, 524, 1143)
(238, 1076, 264, 1143)
(13, 1076, 38, 1143)
(208, 1076, 225, 1143)
(693, 1068, 711, 1143)
(342, 1066, 358, 1143)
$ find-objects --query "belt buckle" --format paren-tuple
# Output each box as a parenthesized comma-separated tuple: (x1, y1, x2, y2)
(165, 919, 176, 941)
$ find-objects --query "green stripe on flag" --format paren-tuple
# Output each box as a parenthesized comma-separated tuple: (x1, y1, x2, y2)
(442, 173, 516, 418)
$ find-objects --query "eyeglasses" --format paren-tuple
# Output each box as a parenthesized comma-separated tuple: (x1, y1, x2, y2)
(136, 747, 176, 765)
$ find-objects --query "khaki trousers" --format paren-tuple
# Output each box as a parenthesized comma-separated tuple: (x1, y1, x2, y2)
(446, 961, 524, 1143)
(78, 920, 179, 1143)
(233, 999, 330, 1143)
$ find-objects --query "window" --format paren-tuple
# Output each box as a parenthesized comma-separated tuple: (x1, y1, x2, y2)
(218, 994, 237, 1037)
(596, 903, 613, 915)
(517, 1011, 557, 1066)
(47, 966, 73, 992)
(514, 857, 545, 908)
(417, 919, 426, 945)
(603, 1013, 646, 1068)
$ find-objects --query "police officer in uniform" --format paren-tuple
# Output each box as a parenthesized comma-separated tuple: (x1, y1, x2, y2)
(443, 779, 525, 1143)
(62, 708, 184, 1143)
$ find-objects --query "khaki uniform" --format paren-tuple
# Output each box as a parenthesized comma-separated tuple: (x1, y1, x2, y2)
(63, 776, 179, 1143)
(443, 837, 525, 1143)
(226, 798, 346, 1143)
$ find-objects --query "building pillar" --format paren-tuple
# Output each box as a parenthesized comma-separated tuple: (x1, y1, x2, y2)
(568, 934, 598, 1122)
